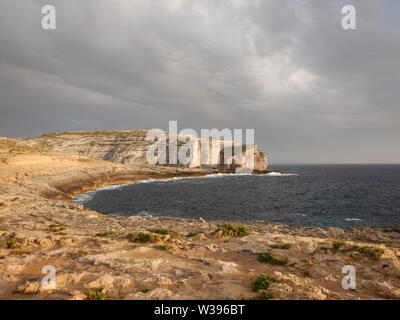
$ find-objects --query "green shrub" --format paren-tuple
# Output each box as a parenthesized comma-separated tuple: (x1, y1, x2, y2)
(342, 246, 384, 259)
(350, 251, 362, 260)
(157, 244, 173, 251)
(128, 232, 160, 243)
(258, 252, 287, 265)
(215, 223, 252, 237)
(5, 237, 17, 249)
(260, 291, 276, 300)
(49, 223, 67, 228)
(186, 231, 199, 237)
(332, 240, 346, 250)
(252, 274, 277, 292)
(95, 230, 121, 237)
(85, 289, 108, 300)
(139, 288, 150, 293)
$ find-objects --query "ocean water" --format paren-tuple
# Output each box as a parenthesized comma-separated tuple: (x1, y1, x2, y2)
(74, 165, 400, 228)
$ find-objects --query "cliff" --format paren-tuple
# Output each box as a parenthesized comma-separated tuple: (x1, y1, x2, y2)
(17, 130, 268, 172)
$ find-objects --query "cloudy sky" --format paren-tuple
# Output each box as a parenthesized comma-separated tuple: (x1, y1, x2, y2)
(0, 0, 399, 164)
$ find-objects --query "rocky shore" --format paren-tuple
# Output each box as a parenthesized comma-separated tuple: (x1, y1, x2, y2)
(0, 135, 399, 300)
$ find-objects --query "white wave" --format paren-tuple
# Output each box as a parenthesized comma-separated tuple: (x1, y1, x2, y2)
(344, 218, 363, 221)
(137, 176, 200, 184)
(265, 171, 298, 176)
(72, 183, 131, 203)
(73, 191, 95, 203)
(296, 213, 307, 217)
(204, 171, 298, 178)
(137, 210, 153, 216)
(204, 173, 250, 178)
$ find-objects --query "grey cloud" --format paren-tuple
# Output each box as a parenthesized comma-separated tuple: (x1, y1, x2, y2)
(0, 0, 399, 163)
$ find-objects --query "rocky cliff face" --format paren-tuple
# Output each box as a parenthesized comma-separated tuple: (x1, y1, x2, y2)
(19, 130, 268, 172)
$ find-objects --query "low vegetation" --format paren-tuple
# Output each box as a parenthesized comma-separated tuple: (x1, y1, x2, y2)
(157, 244, 173, 251)
(128, 232, 160, 243)
(215, 223, 252, 237)
(147, 228, 179, 237)
(350, 251, 362, 260)
(260, 291, 276, 300)
(5, 237, 17, 249)
(85, 289, 108, 300)
(252, 274, 277, 292)
(186, 231, 199, 237)
(258, 252, 288, 265)
(342, 246, 385, 259)
(48, 222, 67, 233)
(332, 240, 346, 250)
(95, 230, 121, 237)
(301, 258, 312, 265)
(0, 234, 19, 249)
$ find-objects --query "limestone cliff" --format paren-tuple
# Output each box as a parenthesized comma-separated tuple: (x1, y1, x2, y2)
(18, 130, 268, 172)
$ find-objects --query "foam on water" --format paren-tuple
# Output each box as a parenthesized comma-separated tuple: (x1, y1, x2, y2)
(266, 171, 299, 176)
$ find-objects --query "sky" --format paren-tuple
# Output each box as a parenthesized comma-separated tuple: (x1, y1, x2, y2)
(0, 0, 399, 164)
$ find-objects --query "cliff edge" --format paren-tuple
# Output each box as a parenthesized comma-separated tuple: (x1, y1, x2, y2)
(17, 130, 268, 172)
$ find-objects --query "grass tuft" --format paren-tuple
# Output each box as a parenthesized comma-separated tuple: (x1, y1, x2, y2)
(332, 240, 346, 250)
(157, 244, 173, 251)
(252, 274, 277, 292)
(350, 251, 362, 260)
(260, 291, 276, 300)
(215, 223, 252, 237)
(258, 252, 287, 265)
(342, 246, 385, 259)
(147, 228, 179, 236)
(128, 232, 160, 243)
(95, 230, 121, 237)
(5, 237, 17, 249)
(85, 289, 108, 300)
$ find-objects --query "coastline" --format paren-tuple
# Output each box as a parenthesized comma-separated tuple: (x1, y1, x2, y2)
(1, 146, 400, 300)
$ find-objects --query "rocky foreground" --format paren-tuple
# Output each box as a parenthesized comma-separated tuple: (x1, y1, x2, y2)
(0, 136, 400, 300)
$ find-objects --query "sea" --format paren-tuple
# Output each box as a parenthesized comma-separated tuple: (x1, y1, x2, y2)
(73, 165, 400, 228)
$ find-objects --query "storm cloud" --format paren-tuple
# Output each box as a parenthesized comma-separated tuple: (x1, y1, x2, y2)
(0, 0, 399, 163)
